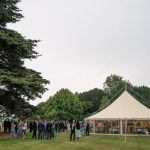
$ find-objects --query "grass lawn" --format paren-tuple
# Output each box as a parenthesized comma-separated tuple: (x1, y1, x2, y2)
(0, 132, 150, 150)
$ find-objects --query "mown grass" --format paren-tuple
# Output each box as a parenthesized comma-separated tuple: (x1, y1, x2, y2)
(0, 132, 150, 150)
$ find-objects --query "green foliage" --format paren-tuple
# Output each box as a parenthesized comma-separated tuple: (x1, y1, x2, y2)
(36, 74, 150, 120)
(78, 88, 106, 117)
(0, 28, 39, 69)
(0, 0, 23, 27)
(0, 29, 49, 114)
(0, 0, 50, 115)
(100, 95, 109, 106)
(37, 89, 83, 120)
(132, 86, 150, 108)
(103, 74, 132, 97)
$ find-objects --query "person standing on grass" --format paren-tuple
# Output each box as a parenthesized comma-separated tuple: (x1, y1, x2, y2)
(29, 120, 33, 133)
(38, 121, 45, 139)
(75, 121, 81, 141)
(46, 121, 52, 140)
(51, 121, 55, 138)
(14, 120, 18, 134)
(23, 120, 27, 139)
(7, 119, 11, 134)
(86, 121, 90, 136)
(70, 120, 75, 141)
(23, 121, 27, 134)
(4, 119, 7, 133)
(42, 120, 46, 139)
(17, 120, 23, 138)
(55, 121, 58, 133)
(10, 121, 16, 139)
(60, 121, 64, 132)
(80, 121, 85, 135)
(32, 120, 37, 139)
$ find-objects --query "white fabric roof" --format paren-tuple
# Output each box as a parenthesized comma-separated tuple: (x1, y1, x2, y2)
(86, 91, 150, 120)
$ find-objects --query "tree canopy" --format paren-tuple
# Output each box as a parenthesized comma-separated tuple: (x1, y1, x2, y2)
(36, 74, 150, 120)
(0, 0, 50, 115)
(37, 89, 83, 120)
(77, 88, 106, 117)
(0, 0, 23, 27)
(103, 74, 132, 97)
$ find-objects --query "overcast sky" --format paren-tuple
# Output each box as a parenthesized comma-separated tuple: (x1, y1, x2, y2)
(8, 0, 150, 105)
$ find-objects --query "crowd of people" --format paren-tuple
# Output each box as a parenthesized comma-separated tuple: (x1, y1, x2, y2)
(0, 119, 90, 141)
(0, 119, 27, 139)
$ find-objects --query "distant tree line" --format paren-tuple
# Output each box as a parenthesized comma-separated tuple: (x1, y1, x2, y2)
(36, 74, 150, 120)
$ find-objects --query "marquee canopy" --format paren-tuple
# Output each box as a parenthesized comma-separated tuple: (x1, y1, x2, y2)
(86, 91, 150, 120)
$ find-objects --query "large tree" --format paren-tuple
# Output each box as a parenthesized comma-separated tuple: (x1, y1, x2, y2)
(78, 88, 106, 117)
(132, 86, 150, 108)
(37, 89, 83, 120)
(0, 0, 50, 115)
(103, 74, 132, 97)
(103, 74, 150, 109)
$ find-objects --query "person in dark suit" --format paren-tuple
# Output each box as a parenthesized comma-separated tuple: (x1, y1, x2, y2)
(32, 120, 37, 139)
(4, 119, 7, 133)
(7, 120, 11, 134)
(29, 121, 33, 133)
(46, 121, 52, 139)
(86, 121, 90, 136)
(38, 121, 45, 139)
(70, 120, 75, 141)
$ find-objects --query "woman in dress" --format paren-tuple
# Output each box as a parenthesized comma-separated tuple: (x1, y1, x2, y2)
(75, 121, 81, 141)
(10, 121, 16, 139)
